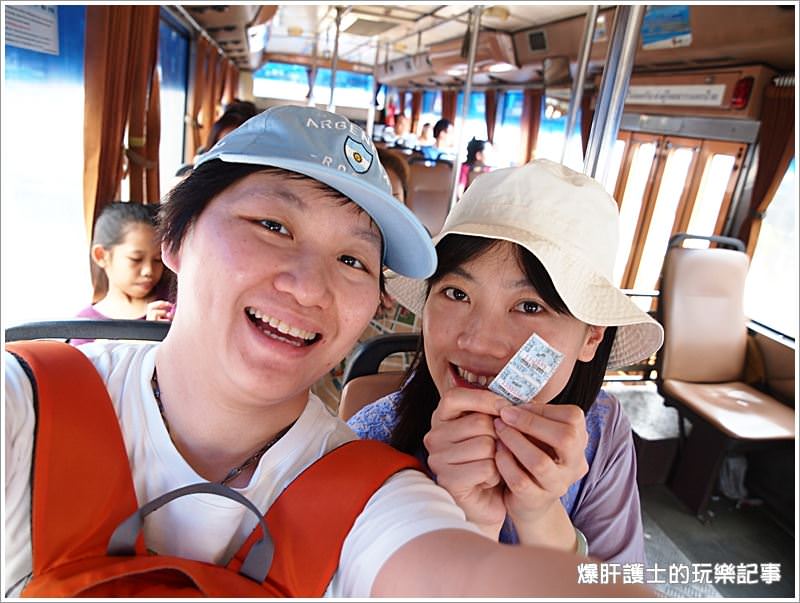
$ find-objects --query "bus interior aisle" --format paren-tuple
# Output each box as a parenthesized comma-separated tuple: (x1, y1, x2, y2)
(2, 2, 797, 599)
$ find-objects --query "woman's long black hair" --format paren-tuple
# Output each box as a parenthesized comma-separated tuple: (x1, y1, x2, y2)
(389, 234, 617, 456)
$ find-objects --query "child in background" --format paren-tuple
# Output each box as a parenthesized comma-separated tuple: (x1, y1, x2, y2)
(73, 202, 174, 344)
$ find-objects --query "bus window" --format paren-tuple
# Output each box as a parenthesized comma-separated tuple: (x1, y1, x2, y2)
(493, 90, 523, 167)
(744, 158, 797, 338)
(535, 94, 584, 172)
(454, 91, 488, 158)
(253, 62, 309, 102)
(158, 15, 189, 192)
(613, 140, 656, 286)
(4, 5, 89, 326)
(683, 151, 738, 248)
(633, 143, 698, 291)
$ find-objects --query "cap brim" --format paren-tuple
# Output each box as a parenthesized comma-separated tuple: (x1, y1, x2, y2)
(199, 152, 436, 279)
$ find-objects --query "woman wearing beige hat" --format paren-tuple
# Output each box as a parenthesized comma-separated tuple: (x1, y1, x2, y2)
(349, 159, 664, 564)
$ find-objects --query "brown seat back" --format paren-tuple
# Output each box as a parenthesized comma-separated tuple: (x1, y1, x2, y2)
(338, 372, 405, 422)
(659, 245, 749, 383)
(406, 162, 454, 235)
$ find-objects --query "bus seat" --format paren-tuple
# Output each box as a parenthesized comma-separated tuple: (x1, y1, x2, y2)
(406, 161, 454, 235)
(339, 372, 405, 422)
(656, 233, 795, 519)
(338, 333, 419, 421)
(5, 319, 170, 343)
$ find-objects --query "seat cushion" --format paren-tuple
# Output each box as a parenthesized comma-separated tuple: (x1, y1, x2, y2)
(661, 379, 795, 440)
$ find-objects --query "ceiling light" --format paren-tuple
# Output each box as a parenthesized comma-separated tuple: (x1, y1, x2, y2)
(488, 62, 515, 73)
(484, 5, 510, 21)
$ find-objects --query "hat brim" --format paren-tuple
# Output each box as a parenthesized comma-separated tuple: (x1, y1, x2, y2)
(385, 234, 664, 370)
(201, 152, 436, 279)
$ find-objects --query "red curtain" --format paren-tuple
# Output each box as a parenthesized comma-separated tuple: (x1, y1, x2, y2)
(484, 89, 498, 143)
(187, 37, 210, 159)
(580, 91, 594, 157)
(126, 6, 160, 204)
(441, 90, 457, 123)
(83, 5, 161, 244)
(519, 89, 543, 164)
(410, 91, 423, 133)
(738, 81, 795, 255)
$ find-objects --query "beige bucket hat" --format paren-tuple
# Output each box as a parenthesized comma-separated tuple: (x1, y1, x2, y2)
(386, 158, 664, 370)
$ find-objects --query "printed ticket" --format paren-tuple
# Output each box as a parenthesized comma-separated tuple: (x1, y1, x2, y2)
(489, 333, 564, 405)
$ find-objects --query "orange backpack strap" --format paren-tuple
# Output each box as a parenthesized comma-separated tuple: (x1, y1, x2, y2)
(230, 439, 423, 597)
(5, 341, 143, 577)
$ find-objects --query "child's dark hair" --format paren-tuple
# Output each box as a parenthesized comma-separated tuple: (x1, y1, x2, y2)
(390, 234, 617, 456)
(90, 202, 164, 303)
(466, 138, 486, 165)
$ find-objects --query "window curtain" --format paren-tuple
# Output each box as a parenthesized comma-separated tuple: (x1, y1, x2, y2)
(519, 89, 543, 164)
(580, 91, 594, 157)
(410, 90, 423, 133)
(126, 6, 160, 204)
(441, 90, 457, 123)
(187, 37, 210, 160)
(83, 5, 159, 244)
(398, 89, 407, 115)
(200, 51, 223, 150)
(738, 79, 795, 256)
(221, 59, 239, 108)
(484, 89, 498, 143)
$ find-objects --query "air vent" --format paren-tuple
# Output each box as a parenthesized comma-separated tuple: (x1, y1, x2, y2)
(528, 30, 547, 52)
(344, 18, 397, 37)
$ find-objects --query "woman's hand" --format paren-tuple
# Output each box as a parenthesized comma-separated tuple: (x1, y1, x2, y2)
(145, 300, 175, 322)
(424, 388, 506, 539)
(493, 402, 589, 549)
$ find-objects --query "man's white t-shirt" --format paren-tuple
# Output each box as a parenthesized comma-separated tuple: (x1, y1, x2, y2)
(4, 342, 479, 597)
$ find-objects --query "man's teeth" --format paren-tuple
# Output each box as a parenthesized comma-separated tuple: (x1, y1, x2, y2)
(246, 307, 317, 341)
(457, 366, 493, 386)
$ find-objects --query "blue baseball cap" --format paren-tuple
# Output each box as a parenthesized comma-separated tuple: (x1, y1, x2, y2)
(195, 105, 436, 279)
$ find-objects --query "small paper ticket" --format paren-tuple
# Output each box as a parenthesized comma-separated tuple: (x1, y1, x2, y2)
(489, 333, 564, 405)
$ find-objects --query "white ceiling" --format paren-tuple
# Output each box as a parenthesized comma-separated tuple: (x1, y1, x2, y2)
(185, 4, 597, 70)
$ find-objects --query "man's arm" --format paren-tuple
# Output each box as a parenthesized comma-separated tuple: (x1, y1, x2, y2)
(373, 529, 654, 597)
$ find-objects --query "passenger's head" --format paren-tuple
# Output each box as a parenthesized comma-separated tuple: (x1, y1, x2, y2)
(389, 159, 663, 411)
(377, 147, 411, 204)
(394, 113, 410, 136)
(465, 137, 487, 165)
(90, 201, 166, 304)
(159, 106, 436, 389)
(433, 119, 452, 144)
(419, 122, 433, 141)
(205, 110, 252, 151)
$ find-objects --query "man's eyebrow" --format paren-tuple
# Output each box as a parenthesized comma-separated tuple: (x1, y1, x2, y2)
(270, 186, 308, 209)
(351, 227, 382, 250)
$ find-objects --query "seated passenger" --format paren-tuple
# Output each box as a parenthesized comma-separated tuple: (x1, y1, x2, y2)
(420, 118, 454, 161)
(377, 147, 411, 205)
(458, 137, 492, 196)
(72, 201, 175, 345)
(5, 108, 652, 597)
(348, 159, 664, 563)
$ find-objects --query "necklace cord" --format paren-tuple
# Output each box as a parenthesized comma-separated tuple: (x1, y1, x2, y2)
(151, 368, 291, 485)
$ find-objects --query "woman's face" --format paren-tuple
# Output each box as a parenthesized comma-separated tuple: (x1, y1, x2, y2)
(422, 241, 605, 404)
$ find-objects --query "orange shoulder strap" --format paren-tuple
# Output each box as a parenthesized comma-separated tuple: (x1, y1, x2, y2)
(230, 439, 423, 597)
(6, 341, 143, 575)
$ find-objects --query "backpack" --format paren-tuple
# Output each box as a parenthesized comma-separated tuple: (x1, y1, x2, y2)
(6, 340, 422, 597)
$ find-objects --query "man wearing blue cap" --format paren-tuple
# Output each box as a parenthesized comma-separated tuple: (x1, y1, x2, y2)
(5, 106, 650, 597)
